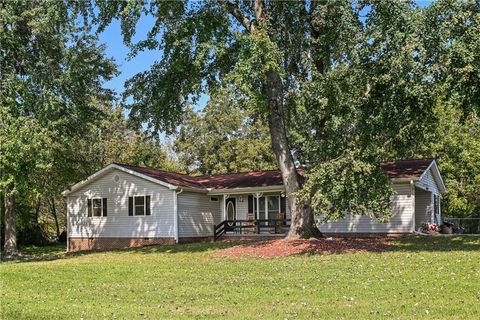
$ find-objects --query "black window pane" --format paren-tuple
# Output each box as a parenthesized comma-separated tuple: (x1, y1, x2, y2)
(93, 207, 102, 217)
(135, 206, 144, 216)
(135, 196, 144, 206)
(93, 198, 102, 208)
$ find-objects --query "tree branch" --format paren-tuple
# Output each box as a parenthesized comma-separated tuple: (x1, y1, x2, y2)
(253, 0, 265, 21)
(225, 1, 252, 32)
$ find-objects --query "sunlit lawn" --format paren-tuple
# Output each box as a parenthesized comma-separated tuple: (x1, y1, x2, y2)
(1, 236, 479, 319)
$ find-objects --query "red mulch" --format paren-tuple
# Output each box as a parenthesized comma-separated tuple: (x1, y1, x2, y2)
(212, 238, 389, 259)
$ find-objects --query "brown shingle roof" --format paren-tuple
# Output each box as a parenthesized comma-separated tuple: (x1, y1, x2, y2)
(116, 164, 207, 189)
(380, 158, 434, 179)
(196, 170, 289, 189)
(117, 159, 434, 190)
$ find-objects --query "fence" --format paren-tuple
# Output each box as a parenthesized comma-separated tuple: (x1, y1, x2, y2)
(443, 217, 480, 234)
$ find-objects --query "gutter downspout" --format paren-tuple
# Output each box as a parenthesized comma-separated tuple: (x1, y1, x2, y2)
(410, 180, 416, 232)
(174, 189, 183, 243)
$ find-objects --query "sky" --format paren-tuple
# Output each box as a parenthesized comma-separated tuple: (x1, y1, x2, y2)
(98, 1, 434, 112)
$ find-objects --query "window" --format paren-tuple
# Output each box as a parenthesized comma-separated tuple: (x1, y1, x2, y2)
(87, 198, 107, 217)
(210, 197, 219, 202)
(128, 196, 151, 216)
(248, 195, 286, 223)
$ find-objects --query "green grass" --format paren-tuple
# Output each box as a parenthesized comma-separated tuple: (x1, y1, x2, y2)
(1, 237, 479, 319)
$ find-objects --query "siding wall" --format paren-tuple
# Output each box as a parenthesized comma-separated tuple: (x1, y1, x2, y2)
(415, 188, 433, 230)
(318, 182, 414, 233)
(177, 192, 220, 238)
(417, 169, 440, 195)
(67, 169, 175, 238)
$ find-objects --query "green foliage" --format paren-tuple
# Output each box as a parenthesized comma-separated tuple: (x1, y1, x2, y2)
(422, 105, 480, 217)
(299, 157, 393, 222)
(85, 106, 180, 172)
(418, 0, 480, 217)
(174, 97, 276, 175)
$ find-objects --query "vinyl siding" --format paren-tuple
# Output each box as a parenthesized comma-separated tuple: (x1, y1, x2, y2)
(177, 192, 220, 237)
(318, 182, 414, 233)
(415, 188, 433, 230)
(417, 169, 440, 195)
(67, 169, 175, 238)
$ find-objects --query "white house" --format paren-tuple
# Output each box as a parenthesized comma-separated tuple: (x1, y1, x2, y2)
(63, 159, 446, 252)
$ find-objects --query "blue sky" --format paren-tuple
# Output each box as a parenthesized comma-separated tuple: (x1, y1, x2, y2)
(99, 1, 433, 111)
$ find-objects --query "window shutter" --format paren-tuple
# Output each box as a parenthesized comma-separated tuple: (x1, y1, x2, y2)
(102, 198, 107, 216)
(280, 196, 286, 214)
(87, 199, 92, 217)
(145, 196, 151, 215)
(248, 195, 253, 213)
(280, 196, 287, 224)
(128, 197, 133, 216)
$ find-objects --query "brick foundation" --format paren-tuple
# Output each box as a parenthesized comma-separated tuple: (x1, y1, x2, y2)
(178, 236, 214, 244)
(68, 237, 176, 252)
(321, 233, 411, 238)
(219, 234, 287, 242)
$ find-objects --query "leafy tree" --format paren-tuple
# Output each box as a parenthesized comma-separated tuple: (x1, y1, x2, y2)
(175, 96, 276, 175)
(418, 0, 480, 218)
(0, 0, 116, 256)
(94, 0, 441, 238)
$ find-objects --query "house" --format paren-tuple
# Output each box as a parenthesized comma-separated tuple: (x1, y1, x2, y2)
(62, 159, 446, 252)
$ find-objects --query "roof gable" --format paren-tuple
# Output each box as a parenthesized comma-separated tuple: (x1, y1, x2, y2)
(62, 164, 178, 196)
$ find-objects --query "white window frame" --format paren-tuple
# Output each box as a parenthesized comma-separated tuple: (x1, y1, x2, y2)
(90, 197, 105, 217)
(210, 197, 219, 202)
(133, 195, 147, 216)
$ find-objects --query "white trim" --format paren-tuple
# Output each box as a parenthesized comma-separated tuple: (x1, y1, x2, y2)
(90, 197, 104, 217)
(418, 160, 447, 194)
(173, 189, 183, 243)
(411, 180, 416, 232)
(208, 186, 284, 195)
(130, 195, 150, 216)
(62, 164, 178, 196)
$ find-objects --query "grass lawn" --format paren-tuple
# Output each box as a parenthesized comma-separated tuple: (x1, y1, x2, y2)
(1, 236, 479, 319)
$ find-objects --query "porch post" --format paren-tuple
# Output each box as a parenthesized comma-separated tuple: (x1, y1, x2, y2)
(222, 194, 226, 221)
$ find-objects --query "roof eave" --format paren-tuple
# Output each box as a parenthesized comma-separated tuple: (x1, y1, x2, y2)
(207, 185, 285, 195)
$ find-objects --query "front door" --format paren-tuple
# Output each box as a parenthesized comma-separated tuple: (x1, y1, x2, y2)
(225, 198, 236, 231)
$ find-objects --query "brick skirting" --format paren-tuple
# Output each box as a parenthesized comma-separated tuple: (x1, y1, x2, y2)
(321, 232, 411, 238)
(178, 236, 214, 244)
(68, 237, 176, 252)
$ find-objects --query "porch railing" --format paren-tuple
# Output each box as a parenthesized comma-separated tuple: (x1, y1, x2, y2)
(214, 219, 291, 241)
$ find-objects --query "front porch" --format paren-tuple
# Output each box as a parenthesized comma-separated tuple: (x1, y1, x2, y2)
(214, 218, 291, 241)
(210, 188, 291, 241)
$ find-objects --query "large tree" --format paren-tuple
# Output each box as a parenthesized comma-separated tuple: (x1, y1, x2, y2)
(418, 0, 480, 217)
(0, 0, 116, 256)
(95, 0, 439, 238)
(175, 96, 276, 175)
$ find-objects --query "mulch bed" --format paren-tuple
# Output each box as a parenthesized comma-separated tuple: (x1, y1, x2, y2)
(212, 238, 389, 259)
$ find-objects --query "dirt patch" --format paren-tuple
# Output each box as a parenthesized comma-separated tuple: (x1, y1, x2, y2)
(212, 238, 389, 259)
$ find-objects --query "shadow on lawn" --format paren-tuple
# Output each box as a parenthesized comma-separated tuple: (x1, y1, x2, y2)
(387, 235, 480, 253)
(6, 236, 479, 263)
(7, 241, 242, 263)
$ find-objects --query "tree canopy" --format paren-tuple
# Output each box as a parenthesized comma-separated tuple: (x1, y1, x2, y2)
(1, 0, 479, 252)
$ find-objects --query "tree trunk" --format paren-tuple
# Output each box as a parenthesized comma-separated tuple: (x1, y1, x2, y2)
(265, 70, 321, 239)
(3, 184, 18, 257)
(49, 197, 60, 239)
